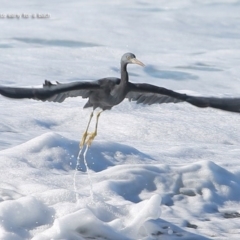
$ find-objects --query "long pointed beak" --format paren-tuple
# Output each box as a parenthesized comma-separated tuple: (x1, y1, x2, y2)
(130, 58, 145, 67)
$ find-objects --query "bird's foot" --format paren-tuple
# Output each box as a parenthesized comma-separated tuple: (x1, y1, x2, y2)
(80, 131, 89, 148)
(86, 132, 97, 146)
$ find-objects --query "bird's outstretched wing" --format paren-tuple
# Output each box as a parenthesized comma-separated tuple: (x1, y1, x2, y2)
(0, 80, 100, 102)
(127, 83, 240, 113)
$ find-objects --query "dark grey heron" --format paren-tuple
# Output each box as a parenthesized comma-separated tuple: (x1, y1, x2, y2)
(0, 52, 240, 147)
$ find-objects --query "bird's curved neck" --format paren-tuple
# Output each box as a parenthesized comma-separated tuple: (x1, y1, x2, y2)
(121, 63, 129, 83)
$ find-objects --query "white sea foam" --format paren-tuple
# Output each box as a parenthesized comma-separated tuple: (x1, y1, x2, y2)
(0, 0, 240, 239)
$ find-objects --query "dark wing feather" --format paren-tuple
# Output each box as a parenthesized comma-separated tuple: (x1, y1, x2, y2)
(127, 91, 183, 105)
(126, 83, 186, 105)
(0, 80, 101, 102)
(127, 83, 240, 113)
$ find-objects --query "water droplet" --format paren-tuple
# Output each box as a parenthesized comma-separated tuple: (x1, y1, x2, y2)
(168, 228, 173, 235)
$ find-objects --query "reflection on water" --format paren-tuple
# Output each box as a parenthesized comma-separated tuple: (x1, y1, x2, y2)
(176, 62, 223, 72)
(12, 37, 99, 48)
(144, 64, 199, 81)
(0, 44, 13, 48)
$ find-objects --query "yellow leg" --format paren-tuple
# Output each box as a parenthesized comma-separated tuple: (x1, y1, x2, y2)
(86, 111, 103, 146)
(80, 111, 94, 148)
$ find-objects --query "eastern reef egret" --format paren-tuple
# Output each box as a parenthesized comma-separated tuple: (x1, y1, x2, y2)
(0, 53, 240, 147)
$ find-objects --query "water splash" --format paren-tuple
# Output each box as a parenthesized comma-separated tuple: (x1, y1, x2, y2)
(74, 145, 94, 202)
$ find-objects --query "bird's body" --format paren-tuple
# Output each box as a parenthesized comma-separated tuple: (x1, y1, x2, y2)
(83, 77, 122, 110)
(0, 52, 240, 146)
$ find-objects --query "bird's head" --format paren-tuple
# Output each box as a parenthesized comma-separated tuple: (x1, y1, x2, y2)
(121, 53, 145, 67)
